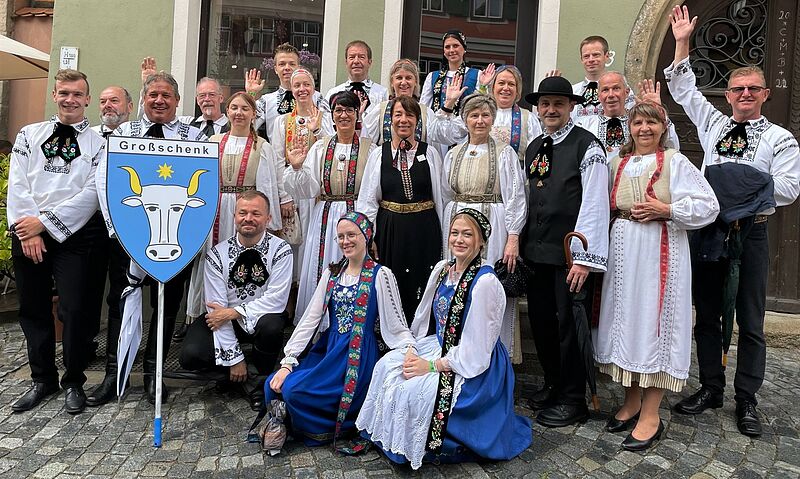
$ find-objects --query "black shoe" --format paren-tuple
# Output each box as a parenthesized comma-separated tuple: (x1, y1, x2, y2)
(736, 400, 762, 437)
(145, 377, 169, 405)
(536, 403, 589, 428)
(249, 387, 265, 411)
(86, 373, 120, 407)
(673, 388, 723, 415)
(172, 322, 189, 342)
(622, 420, 664, 451)
(527, 384, 555, 410)
(605, 411, 640, 433)
(64, 387, 87, 414)
(11, 382, 59, 412)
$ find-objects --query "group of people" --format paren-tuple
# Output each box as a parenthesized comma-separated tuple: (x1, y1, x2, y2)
(7, 4, 799, 468)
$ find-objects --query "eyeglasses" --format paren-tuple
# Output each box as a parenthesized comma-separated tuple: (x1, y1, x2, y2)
(727, 86, 766, 94)
(333, 107, 357, 116)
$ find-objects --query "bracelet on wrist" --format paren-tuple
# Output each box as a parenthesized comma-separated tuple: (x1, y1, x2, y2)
(280, 366, 292, 373)
(441, 106, 454, 114)
(429, 360, 437, 373)
(248, 91, 259, 98)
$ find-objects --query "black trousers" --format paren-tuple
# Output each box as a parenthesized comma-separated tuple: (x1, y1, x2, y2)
(525, 262, 590, 406)
(142, 265, 192, 375)
(13, 220, 103, 388)
(179, 312, 284, 375)
(692, 221, 769, 404)
(85, 213, 110, 347)
(91, 238, 131, 374)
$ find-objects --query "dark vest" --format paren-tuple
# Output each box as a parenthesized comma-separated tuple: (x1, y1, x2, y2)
(522, 126, 598, 266)
(379, 141, 432, 203)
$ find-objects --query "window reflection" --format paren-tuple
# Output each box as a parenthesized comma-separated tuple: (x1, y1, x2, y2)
(206, 0, 324, 93)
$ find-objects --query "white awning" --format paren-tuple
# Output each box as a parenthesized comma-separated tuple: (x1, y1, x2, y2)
(0, 34, 49, 80)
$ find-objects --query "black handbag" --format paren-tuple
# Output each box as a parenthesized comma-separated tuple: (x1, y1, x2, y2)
(493, 257, 532, 298)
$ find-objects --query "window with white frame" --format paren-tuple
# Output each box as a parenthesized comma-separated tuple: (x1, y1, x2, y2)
(422, 0, 443, 12)
(473, 0, 503, 19)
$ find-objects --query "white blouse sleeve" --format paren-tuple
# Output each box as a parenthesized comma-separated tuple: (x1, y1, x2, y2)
(361, 102, 383, 145)
(355, 147, 383, 223)
(771, 132, 800, 207)
(420, 72, 435, 107)
(444, 273, 506, 379)
(498, 145, 527, 235)
(440, 148, 456, 208)
(284, 138, 324, 200)
(664, 58, 727, 146)
(282, 268, 331, 362)
(375, 267, 416, 350)
(254, 93, 268, 130)
(425, 146, 446, 222)
(668, 152, 720, 230)
(526, 109, 543, 146)
(7, 128, 41, 223)
(204, 247, 244, 366)
(256, 142, 283, 231)
(425, 107, 468, 146)
(40, 149, 101, 242)
(94, 145, 113, 237)
(409, 260, 448, 339)
(269, 116, 292, 204)
(571, 141, 610, 272)
(666, 120, 680, 151)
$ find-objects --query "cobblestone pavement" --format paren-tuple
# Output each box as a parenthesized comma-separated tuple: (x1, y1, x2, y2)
(0, 320, 799, 478)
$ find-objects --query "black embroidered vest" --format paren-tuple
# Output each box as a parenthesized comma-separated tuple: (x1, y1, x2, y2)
(522, 127, 597, 266)
(379, 142, 432, 203)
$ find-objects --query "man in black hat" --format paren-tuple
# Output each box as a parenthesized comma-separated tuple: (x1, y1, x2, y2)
(521, 75, 610, 427)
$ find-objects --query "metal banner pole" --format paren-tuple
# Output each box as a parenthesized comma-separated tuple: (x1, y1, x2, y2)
(153, 282, 165, 447)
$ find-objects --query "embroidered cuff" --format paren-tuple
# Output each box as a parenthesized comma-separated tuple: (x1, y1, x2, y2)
(214, 343, 244, 366)
(572, 251, 608, 272)
(39, 211, 71, 242)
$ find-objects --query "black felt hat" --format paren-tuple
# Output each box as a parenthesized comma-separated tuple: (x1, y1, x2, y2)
(525, 76, 584, 104)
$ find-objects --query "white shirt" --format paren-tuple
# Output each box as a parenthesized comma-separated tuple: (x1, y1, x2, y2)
(321, 79, 389, 136)
(178, 115, 230, 135)
(8, 116, 103, 242)
(571, 77, 637, 120)
(664, 57, 800, 211)
(205, 231, 293, 365)
(576, 114, 680, 159)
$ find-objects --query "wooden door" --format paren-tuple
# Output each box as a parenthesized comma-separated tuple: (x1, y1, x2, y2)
(656, 0, 800, 312)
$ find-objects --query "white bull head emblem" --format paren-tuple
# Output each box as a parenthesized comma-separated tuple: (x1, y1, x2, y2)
(120, 167, 207, 262)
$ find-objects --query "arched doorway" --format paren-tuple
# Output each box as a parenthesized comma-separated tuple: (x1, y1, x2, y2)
(651, 0, 800, 312)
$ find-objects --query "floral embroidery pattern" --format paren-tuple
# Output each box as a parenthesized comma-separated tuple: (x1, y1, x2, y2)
(509, 104, 522, 152)
(332, 283, 358, 333)
(426, 255, 482, 452)
(316, 135, 360, 282)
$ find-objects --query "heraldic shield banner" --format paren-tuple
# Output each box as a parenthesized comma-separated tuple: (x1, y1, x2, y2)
(106, 136, 219, 283)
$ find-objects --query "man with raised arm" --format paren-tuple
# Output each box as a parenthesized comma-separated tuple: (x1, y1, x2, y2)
(666, 5, 800, 437)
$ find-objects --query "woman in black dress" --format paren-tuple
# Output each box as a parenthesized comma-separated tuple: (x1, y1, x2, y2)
(357, 95, 445, 325)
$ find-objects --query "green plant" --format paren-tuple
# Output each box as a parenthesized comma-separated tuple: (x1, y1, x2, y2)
(0, 152, 13, 278)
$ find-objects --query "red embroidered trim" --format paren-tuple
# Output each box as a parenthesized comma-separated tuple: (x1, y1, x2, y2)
(214, 133, 254, 244)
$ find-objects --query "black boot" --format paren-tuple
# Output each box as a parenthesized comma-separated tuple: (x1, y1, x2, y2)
(247, 345, 276, 411)
(87, 316, 124, 407)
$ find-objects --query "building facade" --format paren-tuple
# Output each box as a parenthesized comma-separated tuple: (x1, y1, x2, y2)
(23, 0, 800, 311)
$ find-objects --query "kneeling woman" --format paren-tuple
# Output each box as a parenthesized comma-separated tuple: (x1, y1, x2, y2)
(356, 209, 531, 469)
(266, 211, 415, 445)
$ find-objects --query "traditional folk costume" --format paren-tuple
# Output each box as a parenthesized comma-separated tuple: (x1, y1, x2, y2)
(183, 115, 230, 137)
(420, 64, 479, 116)
(490, 105, 542, 166)
(594, 148, 718, 391)
(95, 115, 207, 399)
(665, 58, 800, 404)
(577, 114, 680, 159)
(255, 86, 323, 139)
(321, 80, 389, 136)
(184, 133, 282, 320)
(265, 212, 414, 445)
(571, 77, 636, 120)
(441, 138, 526, 359)
(356, 211, 531, 469)
(271, 110, 322, 279)
(361, 100, 467, 149)
(522, 85, 610, 410)
(283, 135, 375, 320)
(180, 231, 292, 389)
(9, 116, 105, 390)
(357, 141, 445, 325)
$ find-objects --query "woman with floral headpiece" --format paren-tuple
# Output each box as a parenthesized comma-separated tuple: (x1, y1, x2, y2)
(266, 211, 415, 446)
(356, 208, 532, 468)
(283, 91, 376, 321)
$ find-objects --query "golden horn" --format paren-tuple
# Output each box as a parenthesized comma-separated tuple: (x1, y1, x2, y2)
(187, 169, 207, 196)
(119, 166, 142, 195)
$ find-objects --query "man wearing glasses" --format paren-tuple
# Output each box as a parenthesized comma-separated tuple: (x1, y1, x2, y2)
(665, 6, 800, 437)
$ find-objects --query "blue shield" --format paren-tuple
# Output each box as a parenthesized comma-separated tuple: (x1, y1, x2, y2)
(106, 136, 219, 283)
